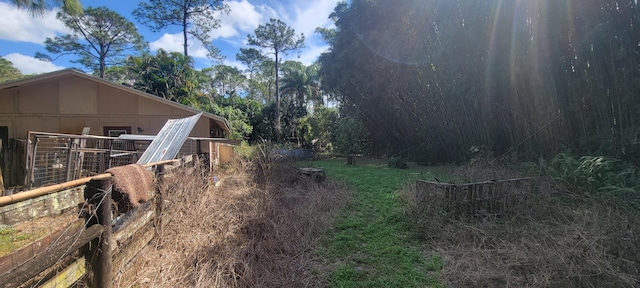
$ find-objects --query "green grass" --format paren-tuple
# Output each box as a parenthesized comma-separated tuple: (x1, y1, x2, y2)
(308, 158, 446, 288)
(0, 227, 32, 256)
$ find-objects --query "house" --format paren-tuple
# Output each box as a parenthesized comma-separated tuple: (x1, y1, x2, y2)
(0, 69, 232, 189)
(0, 68, 229, 139)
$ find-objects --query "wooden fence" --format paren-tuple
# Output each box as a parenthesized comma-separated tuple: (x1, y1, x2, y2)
(0, 158, 185, 287)
(415, 177, 534, 218)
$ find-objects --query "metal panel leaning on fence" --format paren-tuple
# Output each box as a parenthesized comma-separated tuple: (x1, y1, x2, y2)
(0, 114, 202, 287)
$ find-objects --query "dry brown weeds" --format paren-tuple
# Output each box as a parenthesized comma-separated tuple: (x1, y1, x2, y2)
(404, 160, 640, 288)
(114, 158, 350, 288)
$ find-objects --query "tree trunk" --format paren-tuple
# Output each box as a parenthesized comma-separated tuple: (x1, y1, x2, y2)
(275, 50, 281, 142)
(182, 12, 189, 57)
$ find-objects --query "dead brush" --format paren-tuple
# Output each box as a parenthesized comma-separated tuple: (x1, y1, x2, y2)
(114, 155, 350, 288)
(402, 161, 640, 288)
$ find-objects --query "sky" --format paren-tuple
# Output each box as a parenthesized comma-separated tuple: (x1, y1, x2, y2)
(0, 0, 342, 74)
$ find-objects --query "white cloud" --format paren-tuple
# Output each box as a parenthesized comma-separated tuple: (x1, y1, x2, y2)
(0, 2, 68, 44)
(258, 0, 340, 64)
(4, 53, 65, 74)
(222, 59, 248, 72)
(151, 0, 339, 64)
(210, 0, 278, 40)
(149, 33, 209, 59)
(294, 44, 330, 66)
(280, 0, 340, 38)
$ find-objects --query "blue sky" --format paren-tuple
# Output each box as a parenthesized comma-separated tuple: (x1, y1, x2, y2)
(0, 0, 341, 74)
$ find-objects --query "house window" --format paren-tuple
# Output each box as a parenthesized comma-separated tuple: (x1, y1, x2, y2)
(104, 126, 131, 151)
(103, 126, 131, 137)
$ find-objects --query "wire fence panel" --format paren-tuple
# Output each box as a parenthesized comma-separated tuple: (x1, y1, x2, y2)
(24, 132, 210, 189)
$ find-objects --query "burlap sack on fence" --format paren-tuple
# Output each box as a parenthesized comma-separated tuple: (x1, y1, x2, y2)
(106, 164, 153, 213)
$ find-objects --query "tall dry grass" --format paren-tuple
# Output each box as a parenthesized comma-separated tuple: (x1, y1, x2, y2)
(403, 160, 640, 287)
(114, 156, 350, 287)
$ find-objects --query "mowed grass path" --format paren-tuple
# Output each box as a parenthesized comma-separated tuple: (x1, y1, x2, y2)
(310, 159, 444, 288)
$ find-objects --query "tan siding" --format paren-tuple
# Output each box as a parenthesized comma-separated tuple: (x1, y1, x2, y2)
(1, 71, 226, 140)
(59, 77, 97, 114)
(138, 96, 172, 115)
(83, 118, 100, 135)
(0, 90, 14, 114)
(98, 85, 137, 115)
(192, 119, 209, 137)
(137, 116, 170, 135)
(59, 117, 89, 134)
(14, 116, 59, 138)
(172, 107, 192, 116)
(18, 82, 58, 114)
(99, 116, 138, 135)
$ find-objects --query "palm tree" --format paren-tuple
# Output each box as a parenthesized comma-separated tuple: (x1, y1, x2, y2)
(127, 49, 196, 102)
(280, 61, 320, 108)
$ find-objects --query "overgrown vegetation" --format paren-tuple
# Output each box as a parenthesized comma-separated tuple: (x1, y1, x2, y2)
(403, 159, 640, 287)
(540, 153, 640, 209)
(387, 156, 408, 169)
(116, 148, 350, 287)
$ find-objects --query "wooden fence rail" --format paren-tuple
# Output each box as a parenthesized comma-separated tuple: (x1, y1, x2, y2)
(415, 177, 534, 218)
(0, 157, 185, 288)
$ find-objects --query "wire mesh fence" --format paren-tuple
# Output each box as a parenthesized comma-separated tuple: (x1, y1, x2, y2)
(25, 132, 205, 189)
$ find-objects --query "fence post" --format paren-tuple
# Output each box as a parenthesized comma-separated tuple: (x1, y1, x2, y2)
(85, 177, 113, 288)
(27, 137, 39, 188)
(65, 138, 75, 182)
(155, 165, 164, 241)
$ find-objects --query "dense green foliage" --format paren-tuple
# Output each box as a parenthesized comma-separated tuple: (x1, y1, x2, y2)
(37, 7, 146, 78)
(320, 0, 640, 163)
(310, 159, 444, 287)
(0, 57, 23, 82)
(10, 0, 82, 15)
(538, 153, 640, 207)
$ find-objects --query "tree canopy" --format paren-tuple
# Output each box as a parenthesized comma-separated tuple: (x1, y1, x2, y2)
(133, 0, 228, 59)
(247, 18, 305, 142)
(37, 7, 146, 78)
(0, 57, 23, 83)
(10, 0, 82, 15)
(320, 0, 640, 163)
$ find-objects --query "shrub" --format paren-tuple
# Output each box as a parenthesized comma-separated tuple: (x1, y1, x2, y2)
(388, 156, 408, 169)
(544, 153, 640, 208)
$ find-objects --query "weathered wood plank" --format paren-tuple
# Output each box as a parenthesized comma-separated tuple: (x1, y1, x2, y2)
(0, 186, 84, 226)
(415, 177, 534, 218)
(39, 256, 86, 288)
(113, 209, 154, 248)
(113, 223, 155, 274)
(0, 224, 102, 287)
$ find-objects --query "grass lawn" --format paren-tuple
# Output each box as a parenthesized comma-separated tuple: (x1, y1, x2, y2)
(308, 158, 447, 288)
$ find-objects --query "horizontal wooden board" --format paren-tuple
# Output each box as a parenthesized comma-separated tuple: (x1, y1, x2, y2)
(0, 186, 84, 226)
(39, 256, 86, 288)
(113, 223, 155, 274)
